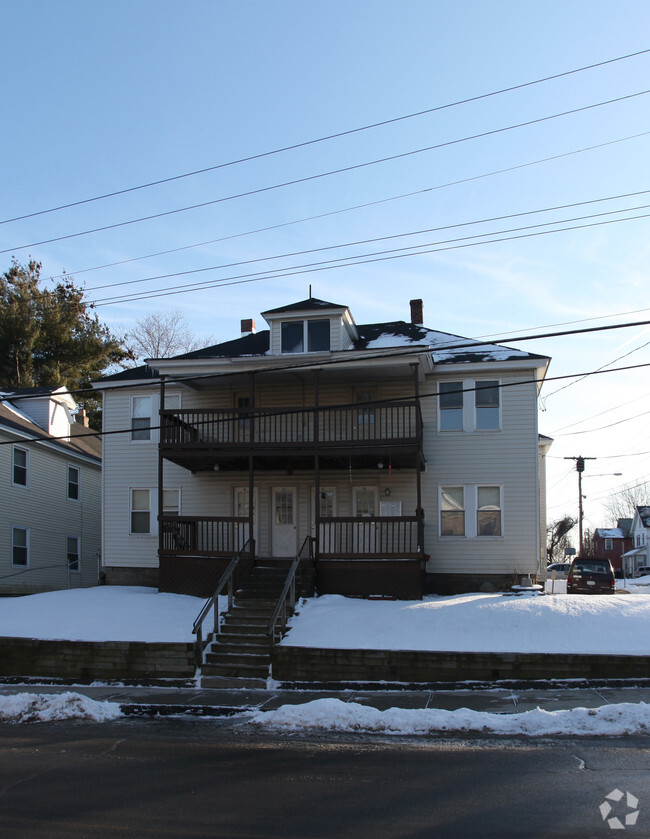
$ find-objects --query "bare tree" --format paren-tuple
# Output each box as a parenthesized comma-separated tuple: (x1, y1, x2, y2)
(126, 309, 214, 363)
(602, 482, 650, 526)
(546, 515, 577, 564)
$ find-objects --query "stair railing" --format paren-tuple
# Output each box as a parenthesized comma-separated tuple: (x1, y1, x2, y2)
(192, 539, 252, 668)
(267, 536, 314, 644)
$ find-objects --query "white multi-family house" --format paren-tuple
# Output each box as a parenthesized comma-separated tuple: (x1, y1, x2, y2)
(0, 386, 101, 594)
(94, 297, 551, 599)
(621, 506, 650, 576)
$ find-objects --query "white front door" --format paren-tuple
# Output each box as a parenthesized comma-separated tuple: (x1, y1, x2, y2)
(272, 487, 297, 557)
(353, 487, 378, 553)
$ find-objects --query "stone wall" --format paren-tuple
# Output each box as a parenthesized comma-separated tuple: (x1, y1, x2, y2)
(272, 646, 650, 683)
(0, 637, 194, 681)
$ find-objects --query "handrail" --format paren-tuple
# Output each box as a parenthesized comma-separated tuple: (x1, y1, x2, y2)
(191, 539, 252, 668)
(267, 536, 314, 643)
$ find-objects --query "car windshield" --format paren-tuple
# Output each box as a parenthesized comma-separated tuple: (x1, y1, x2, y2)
(573, 561, 610, 575)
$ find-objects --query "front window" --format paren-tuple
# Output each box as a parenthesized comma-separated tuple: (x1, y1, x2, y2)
(68, 465, 80, 500)
(439, 382, 463, 431)
(131, 396, 151, 441)
(130, 489, 151, 534)
(308, 320, 330, 351)
(477, 486, 501, 536)
(67, 536, 80, 572)
(162, 489, 180, 515)
(441, 487, 465, 535)
(13, 446, 28, 486)
(475, 381, 500, 430)
(605, 538, 613, 551)
(281, 321, 304, 353)
(12, 526, 28, 566)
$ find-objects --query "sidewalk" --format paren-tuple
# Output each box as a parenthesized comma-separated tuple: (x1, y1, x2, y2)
(2, 681, 650, 718)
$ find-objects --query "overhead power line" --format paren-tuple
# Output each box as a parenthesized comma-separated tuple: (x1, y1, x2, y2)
(3, 46, 649, 227)
(44, 129, 650, 284)
(3, 88, 650, 256)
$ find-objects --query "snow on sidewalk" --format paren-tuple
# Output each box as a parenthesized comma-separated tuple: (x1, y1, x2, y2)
(0, 692, 122, 723)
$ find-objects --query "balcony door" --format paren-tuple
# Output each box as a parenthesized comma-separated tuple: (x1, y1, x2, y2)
(353, 487, 378, 553)
(272, 487, 297, 557)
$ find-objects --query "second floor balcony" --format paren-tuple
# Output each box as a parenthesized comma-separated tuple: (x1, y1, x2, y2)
(160, 400, 422, 471)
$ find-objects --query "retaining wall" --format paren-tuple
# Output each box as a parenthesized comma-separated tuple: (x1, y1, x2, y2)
(0, 637, 194, 681)
(272, 646, 650, 683)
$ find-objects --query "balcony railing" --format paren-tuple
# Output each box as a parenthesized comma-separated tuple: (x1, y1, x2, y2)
(160, 400, 421, 452)
(160, 516, 250, 557)
(318, 516, 421, 559)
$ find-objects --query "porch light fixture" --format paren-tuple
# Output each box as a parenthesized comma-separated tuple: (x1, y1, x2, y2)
(213, 464, 220, 472)
(384, 488, 391, 497)
(377, 461, 384, 469)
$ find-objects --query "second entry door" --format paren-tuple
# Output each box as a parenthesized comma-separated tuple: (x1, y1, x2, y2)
(272, 487, 297, 557)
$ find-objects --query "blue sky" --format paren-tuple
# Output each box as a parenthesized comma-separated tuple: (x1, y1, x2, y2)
(2, 1, 650, 537)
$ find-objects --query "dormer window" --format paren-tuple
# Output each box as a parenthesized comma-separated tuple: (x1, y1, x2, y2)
(281, 319, 330, 353)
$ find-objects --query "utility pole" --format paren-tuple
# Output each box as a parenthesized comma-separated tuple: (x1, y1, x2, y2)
(564, 455, 596, 555)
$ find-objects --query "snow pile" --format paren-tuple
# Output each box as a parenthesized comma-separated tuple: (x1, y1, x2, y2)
(251, 697, 650, 737)
(0, 586, 207, 642)
(0, 692, 122, 723)
(283, 592, 650, 654)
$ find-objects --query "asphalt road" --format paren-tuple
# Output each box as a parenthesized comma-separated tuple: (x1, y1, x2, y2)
(1, 717, 649, 838)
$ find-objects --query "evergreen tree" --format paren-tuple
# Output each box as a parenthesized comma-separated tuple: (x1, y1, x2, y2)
(0, 259, 131, 426)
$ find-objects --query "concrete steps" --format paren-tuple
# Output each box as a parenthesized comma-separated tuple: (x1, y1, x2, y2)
(199, 565, 289, 684)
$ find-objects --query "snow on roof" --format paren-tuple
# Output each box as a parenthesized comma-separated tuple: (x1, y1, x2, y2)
(637, 506, 650, 528)
(596, 528, 626, 539)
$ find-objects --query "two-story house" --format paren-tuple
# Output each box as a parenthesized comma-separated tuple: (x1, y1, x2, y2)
(94, 297, 551, 599)
(0, 386, 101, 594)
(622, 507, 650, 576)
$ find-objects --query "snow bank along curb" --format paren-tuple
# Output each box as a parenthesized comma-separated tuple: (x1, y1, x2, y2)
(250, 697, 650, 737)
(272, 646, 650, 683)
(0, 692, 122, 723)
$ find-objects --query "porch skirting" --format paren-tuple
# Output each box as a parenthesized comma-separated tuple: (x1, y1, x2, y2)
(159, 555, 232, 598)
(317, 559, 424, 600)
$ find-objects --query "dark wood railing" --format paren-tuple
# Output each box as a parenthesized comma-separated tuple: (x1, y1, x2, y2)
(318, 516, 421, 558)
(268, 536, 314, 643)
(160, 400, 421, 450)
(160, 515, 250, 557)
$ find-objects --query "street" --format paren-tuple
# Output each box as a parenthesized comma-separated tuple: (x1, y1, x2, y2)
(0, 716, 649, 838)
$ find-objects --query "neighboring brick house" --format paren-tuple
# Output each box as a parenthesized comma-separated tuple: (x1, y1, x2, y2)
(593, 519, 633, 575)
(0, 386, 101, 594)
(93, 297, 551, 599)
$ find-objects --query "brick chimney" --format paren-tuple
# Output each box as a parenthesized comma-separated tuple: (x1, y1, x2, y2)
(241, 318, 256, 335)
(76, 409, 89, 427)
(410, 299, 423, 325)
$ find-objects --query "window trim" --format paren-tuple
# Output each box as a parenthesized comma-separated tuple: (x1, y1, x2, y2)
(12, 445, 29, 487)
(130, 394, 152, 442)
(439, 484, 504, 539)
(130, 488, 152, 535)
(12, 525, 29, 567)
(67, 535, 81, 572)
(67, 463, 80, 501)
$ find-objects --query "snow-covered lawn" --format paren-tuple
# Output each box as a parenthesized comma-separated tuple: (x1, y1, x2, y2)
(0, 586, 205, 643)
(282, 586, 650, 655)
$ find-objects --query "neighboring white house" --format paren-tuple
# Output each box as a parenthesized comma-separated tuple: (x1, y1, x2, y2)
(93, 297, 551, 598)
(0, 386, 101, 595)
(622, 506, 650, 576)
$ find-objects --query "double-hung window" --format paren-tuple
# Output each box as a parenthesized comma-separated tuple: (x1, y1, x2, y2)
(441, 487, 465, 535)
(68, 465, 80, 500)
(439, 382, 463, 431)
(12, 526, 28, 566)
(605, 538, 613, 551)
(130, 489, 151, 534)
(475, 381, 500, 430)
(131, 396, 151, 441)
(67, 536, 80, 571)
(477, 486, 502, 536)
(13, 446, 28, 486)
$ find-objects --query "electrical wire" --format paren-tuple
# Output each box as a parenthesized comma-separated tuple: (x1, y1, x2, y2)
(4, 46, 649, 227)
(3, 88, 650, 256)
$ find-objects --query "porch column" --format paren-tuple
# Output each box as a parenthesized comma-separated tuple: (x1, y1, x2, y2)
(411, 363, 425, 555)
(248, 372, 255, 557)
(158, 376, 166, 562)
(313, 369, 320, 563)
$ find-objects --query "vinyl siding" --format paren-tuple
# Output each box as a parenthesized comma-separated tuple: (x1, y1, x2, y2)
(0, 429, 101, 594)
